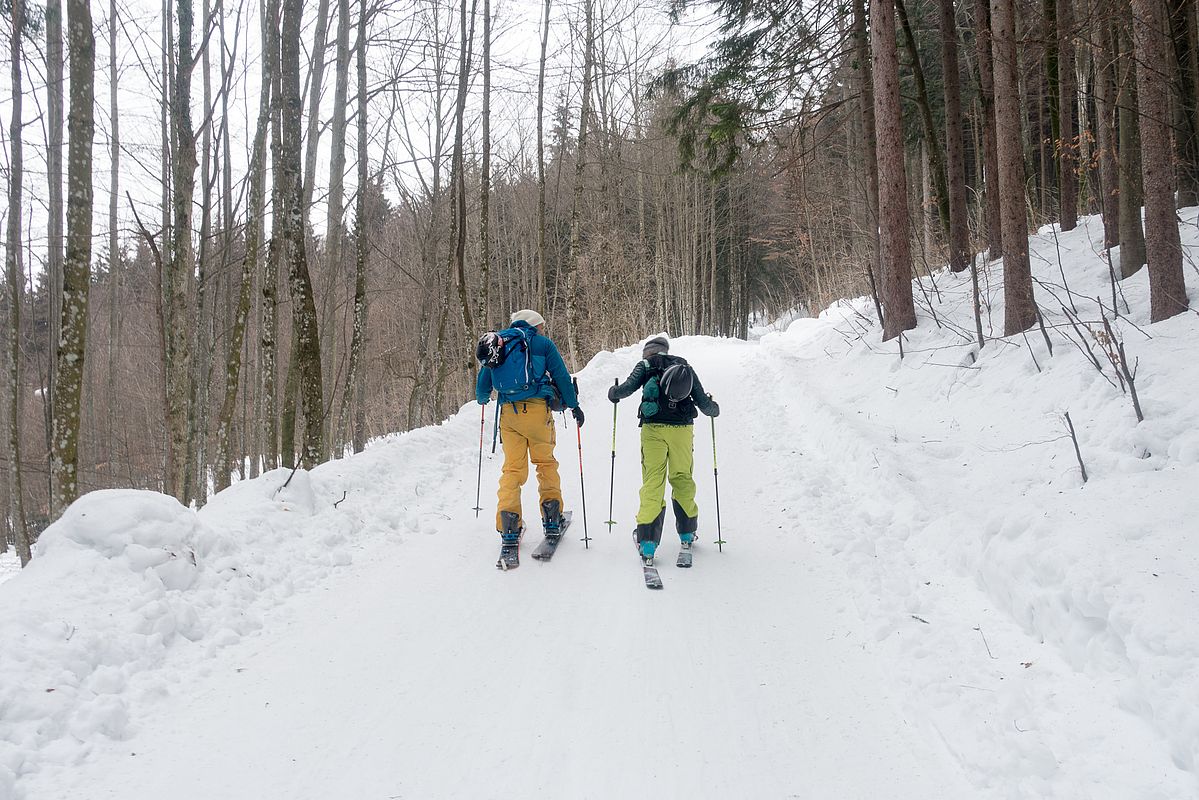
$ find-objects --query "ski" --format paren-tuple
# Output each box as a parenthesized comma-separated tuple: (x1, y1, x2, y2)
(676, 548, 692, 568)
(531, 512, 573, 561)
(496, 543, 520, 570)
(643, 560, 664, 589)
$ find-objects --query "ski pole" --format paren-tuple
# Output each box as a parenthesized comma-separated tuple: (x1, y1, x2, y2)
(574, 378, 591, 549)
(711, 415, 725, 552)
(490, 401, 500, 454)
(606, 378, 618, 530)
(473, 404, 485, 517)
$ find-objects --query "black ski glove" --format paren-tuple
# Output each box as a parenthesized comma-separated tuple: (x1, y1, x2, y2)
(706, 395, 720, 418)
(571, 406, 585, 428)
(607, 385, 619, 403)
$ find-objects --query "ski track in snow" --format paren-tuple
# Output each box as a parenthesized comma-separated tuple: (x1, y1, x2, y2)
(5, 211, 1199, 799)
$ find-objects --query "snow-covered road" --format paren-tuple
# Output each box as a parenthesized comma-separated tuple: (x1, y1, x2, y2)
(22, 340, 976, 800)
(9, 213, 1199, 799)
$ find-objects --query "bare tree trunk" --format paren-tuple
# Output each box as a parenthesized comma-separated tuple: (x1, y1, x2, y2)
(50, 0, 95, 516)
(1117, 22, 1147, 277)
(992, 0, 1037, 334)
(281, 0, 326, 467)
(1058, 0, 1079, 229)
(872, 0, 918, 339)
(107, 0, 120, 486)
(566, 0, 595, 365)
(326, 0, 351, 451)
(1094, 21, 1120, 247)
(450, 0, 477, 338)
(262, 0, 282, 470)
(165, 0, 198, 501)
(940, 0, 972, 271)
(479, 0, 492, 328)
(853, 0, 882, 317)
(536, 0, 551, 312)
(341, 0, 370, 455)
(1168, 0, 1199, 205)
(975, 0, 1004, 258)
(895, 0, 951, 239)
(215, 19, 273, 492)
(302, 0, 332, 213)
(6, 0, 31, 563)
(46, 0, 64, 451)
(1133, 0, 1191, 318)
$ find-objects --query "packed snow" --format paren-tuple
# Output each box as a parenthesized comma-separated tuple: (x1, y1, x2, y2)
(2, 211, 1197, 799)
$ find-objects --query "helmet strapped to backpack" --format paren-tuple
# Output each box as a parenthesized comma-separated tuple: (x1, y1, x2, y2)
(476, 326, 534, 397)
(638, 355, 696, 420)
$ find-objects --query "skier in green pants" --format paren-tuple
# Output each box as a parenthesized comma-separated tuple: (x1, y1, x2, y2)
(608, 335, 719, 563)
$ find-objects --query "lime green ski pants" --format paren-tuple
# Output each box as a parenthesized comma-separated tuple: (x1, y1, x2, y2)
(636, 423, 698, 525)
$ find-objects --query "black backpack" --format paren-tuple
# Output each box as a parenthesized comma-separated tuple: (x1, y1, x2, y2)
(639, 356, 696, 420)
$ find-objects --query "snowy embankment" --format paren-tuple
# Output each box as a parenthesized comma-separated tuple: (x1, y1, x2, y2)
(2, 211, 1197, 799)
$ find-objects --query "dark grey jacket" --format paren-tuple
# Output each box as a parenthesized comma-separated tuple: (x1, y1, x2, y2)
(609, 354, 719, 426)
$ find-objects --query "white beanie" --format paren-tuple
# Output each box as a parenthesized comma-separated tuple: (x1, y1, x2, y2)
(511, 309, 546, 327)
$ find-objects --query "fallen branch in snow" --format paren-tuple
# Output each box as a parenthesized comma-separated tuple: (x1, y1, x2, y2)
(333, 491, 348, 508)
(1063, 412, 1088, 483)
(1021, 329, 1042, 373)
(974, 625, 998, 659)
(1036, 309, 1054, 357)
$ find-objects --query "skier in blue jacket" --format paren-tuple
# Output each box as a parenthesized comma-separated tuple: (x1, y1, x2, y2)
(477, 310, 584, 554)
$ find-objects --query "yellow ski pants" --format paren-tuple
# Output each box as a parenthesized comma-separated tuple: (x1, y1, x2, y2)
(496, 398, 563, 531)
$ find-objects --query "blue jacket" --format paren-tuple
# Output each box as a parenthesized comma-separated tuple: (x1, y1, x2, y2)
(476, 321, 579, 408)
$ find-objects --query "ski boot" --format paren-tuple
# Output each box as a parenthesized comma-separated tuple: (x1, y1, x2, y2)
(541, 499, 563, 540)
(497, 511, 523, 570)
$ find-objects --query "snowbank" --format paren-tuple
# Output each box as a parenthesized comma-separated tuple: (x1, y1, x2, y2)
(750, 210, 1199, 794)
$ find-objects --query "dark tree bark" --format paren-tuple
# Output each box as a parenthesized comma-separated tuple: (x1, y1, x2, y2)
(46, 0, 64, 432)
(7, 0, 31, 563)
(341, 0, 370, 454)
(1117, 23, 1147, 277)
(215, 12, 274, 492)
(565, 0, 595, 364)
(281, 0, 326, 467)
(1133, 0, 1191, 319)
(852, 0, 882, 306)
(50, 0, 95, 516)
(991, 0, 1038, 334)
(450, 0, 477, 338)
(1058, 0, 1079, 229)
(479, 0, 492, 329)
(974, 0, 1004, 258)
(871, 0, 918, 340)
(536, 0, 551, 311)
(894, 0, 951, 239)
(938, 0, 972, 271)
(1094, 22, 1121, 248)
(1168, 0, 1199, 205)
(165, 0, 197, 501)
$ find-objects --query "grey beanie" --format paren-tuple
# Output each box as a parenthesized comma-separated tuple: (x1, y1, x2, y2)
(642, 336, 670, 358)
